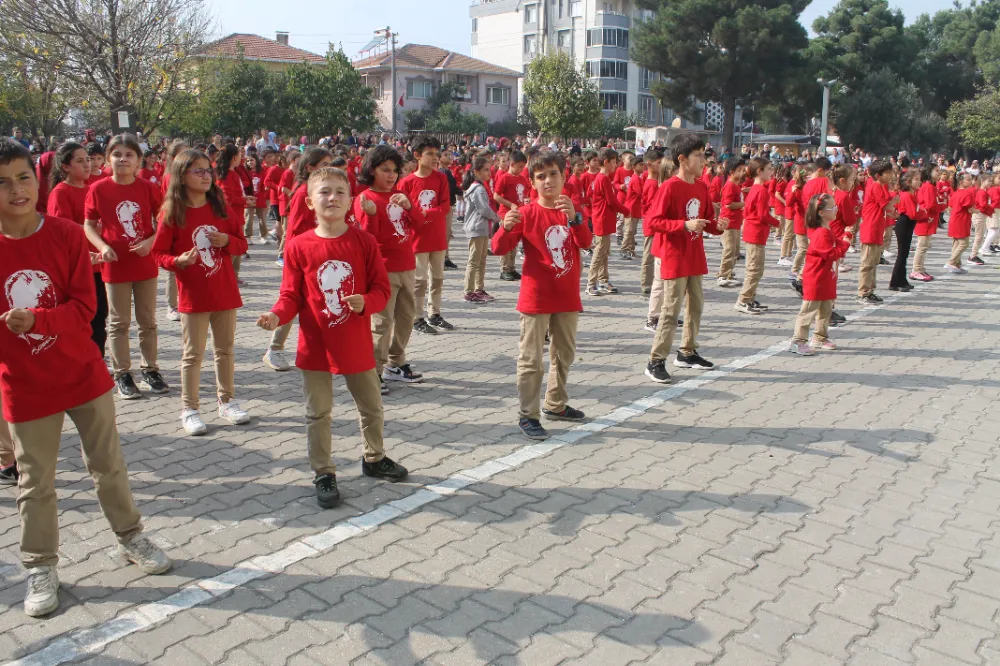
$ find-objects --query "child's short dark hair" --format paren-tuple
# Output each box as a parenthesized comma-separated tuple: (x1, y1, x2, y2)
(813, 156, 832, 171)
(528, 150, 565, 178)
(831, 164, 854, 184)
(86, 142, 105, 156)
(0, 139, 34, 168)
(901, 169, 922, 191)
(597, 147, 618, 164)
(670, 133, 704, 167)
(644, 148, 664, 163)
(583, 150, 598, 162)
(510, 150, 527, 165)
(411, 136, 441, 156)
(746, 156, 770, 180)
(106, 133, 142, 158)
(724, 157, 747, 178)
(358, 145, 403, 186)
(868, 160, 892, 177)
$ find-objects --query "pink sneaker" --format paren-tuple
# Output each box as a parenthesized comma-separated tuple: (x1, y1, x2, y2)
(463, 292, 479, 303)
(475, 290, 495, 303)
(810, 339, 837, 351)
(789, 341, 814, 356)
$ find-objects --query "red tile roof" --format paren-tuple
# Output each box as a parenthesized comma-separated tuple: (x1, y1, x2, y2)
(353, 44, 520, 77)
(197, 33, 326, 64)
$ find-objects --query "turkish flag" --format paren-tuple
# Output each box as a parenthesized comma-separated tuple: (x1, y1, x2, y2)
(397, 95, 404, 107)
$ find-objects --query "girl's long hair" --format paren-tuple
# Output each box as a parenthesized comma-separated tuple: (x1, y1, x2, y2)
(291, 146, 333, 197)
(656, 154, 675, 183)
(462, 155, 490, 191)
(50, 141, 85, 189)
(215, 143, 239, 180)
(358, 145, 403, 187)
(162, 149, 229, 229)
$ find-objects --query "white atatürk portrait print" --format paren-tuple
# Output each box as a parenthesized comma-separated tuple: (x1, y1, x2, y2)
(116, 200, 143, 243)
(387, 203, 407, 241)
(516, 183, 528, 205)
(544, 224, 573, 278)
(685, 198, 701, 220)
(317, 260, 355, 327)
(4, 270, 58, 354)
(192, 225, 223, 277)
(418, 189, 436, 211)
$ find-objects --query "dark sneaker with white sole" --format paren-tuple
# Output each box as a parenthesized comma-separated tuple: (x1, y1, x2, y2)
(428, 314, 455, 331)
(362, 456, 409, 481)
(380, 379, 389, 395)
(314, 473, 341, 508)
(519, 417, 549, 440)
(542, 406, 586, 421)
(0, 463, 18, 485)
(413, 318, 438, 335)
(645, 359, 672, 384)
(674, 351, 714, 369)
(139, 370, 169, 394)
(383, 364, 423, 383)
(116, 373, 142, 400)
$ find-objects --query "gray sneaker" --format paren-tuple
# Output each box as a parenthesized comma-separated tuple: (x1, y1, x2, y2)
(24, 565, 59, 617)
(118, 535, 172, 575)
(262, 349, 291, 371)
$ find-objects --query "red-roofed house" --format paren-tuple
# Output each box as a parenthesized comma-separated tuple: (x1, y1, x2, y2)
(195, 32, 326, 72)
(353, 43, 521, 131)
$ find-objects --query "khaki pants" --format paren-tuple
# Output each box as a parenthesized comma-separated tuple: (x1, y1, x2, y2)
(517, 312, 578, 420)
(277, 216, 289, 254)
(270, 320, 294, 351)
(622, 217, 639, 253)
(858, 243, 881, 296)
(465, 237, 488, 293)
(587, 234, 612, 286)
(303, 369, 384, 476)
(990, 211, 1000, 230)
(414, 251, 446, 318)
(647, 258, 665, 320)
(793, 299, 833, 343)
(0, 394, 13, 467)
(372, 270, 416, 376)
(780, 219, 795, 258)
(913, 235, 931, 273)
(882, 226, 894, 253)
(640, 233, 655, 291)
(180, 310, 237, 411)
(244, 207, 268, 239)
(445, 211, 454, 260)
(792, 234, 809, 276)
(107, 277, 159, 376)
(738, 243, 766, 305)
(970, 213, 987, 258)
(10, 391, 142, 568)
(166, 272, 178, 311)
(718, 229, 740, 279)
(949, 238, 970, 267)
(651, 275, 703, 361)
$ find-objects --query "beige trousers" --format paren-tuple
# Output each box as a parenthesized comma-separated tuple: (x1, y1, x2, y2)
(793, 299, 833, 343)
(372, 270, 416, 376)
(0, 394, 13, 467)
(792, 234, 809, 276)
(587, 234, 612, 286)
(10, 391, 142, 567)
(414, 251, 446, 318)
(647, 258, 664, 320)
(738, 243, 766, 305)
(465, 237, 488, 293)
(882, 225, 895, 253)
(857, 243, 881, 296)
(949, 238, 970, 267)
(107, 277, 159, 375)
(970, 213, 987, 258)
(650, 275, 703, 361)
(718, 229, 740, 279)
(303, 369, 384, 476)
(500, 247, 516, 273)
(244, 207, 268, 239)
(622, 217, 639, 253)
(166, 272, 178, 311)
(913, 235, 931, 273)
(180, 310, 237, 410)
(640, 233, 655, 291)
(780, 219, 795, 258)
(517, 312, 578, 420)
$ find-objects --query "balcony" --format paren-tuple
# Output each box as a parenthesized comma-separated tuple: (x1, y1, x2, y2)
(594, 11, 630, 28)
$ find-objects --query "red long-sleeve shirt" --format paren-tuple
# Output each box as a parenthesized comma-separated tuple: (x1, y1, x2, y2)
(646, 176, 722, 280)
(354, 189, 419, 273)
(626, 171, 646, 218)
(398, 170, 451, 253)
(802, 226, 850, 301)
(720, 180, 745, 230)
(860, 179, 891, 245)
(263, 165, 284, 206)
(84, 177, 162, 284)
(278, 168, 296, 217)
(285, 186, 316, 242)
(641, 176, 660, 219)
(975, 187, 994, 217)
(216, 169, 247, 216)
(914, 185, 937, 237)
(786, 182, 806, 234)
(949, 188, 975, 239)
(591, 172, 630, 236)
(832, 188, 857, 240)
(742, 183, 780, 245)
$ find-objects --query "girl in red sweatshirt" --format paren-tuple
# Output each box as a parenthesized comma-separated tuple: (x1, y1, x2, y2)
(985, 175, 1000, 254)
(622, 159, 647, 260)
(83, 133, 167, 400)
(717, 157, 747, 288)
(969, 173, 994, 265)
(587, 147, 630, 295)
(789, 193, 851, 355)
(259, 167, 406, 508)
(244, 153, 270, 244)
(153, 149, 250, 436)
(912, 165, 940, 282)
(276, 149, 302, 267)
(946, 173, 976, 273)
(889, 169, 925, 292)
(736, 157, 780, 314)
(639, 148, 665, 297)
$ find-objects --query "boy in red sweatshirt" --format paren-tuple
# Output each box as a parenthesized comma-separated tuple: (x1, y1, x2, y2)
(587, 147, 630, 295)
(613, 150, 635, 247)
(946, 173, 976, 274)
(492, 151, 592, 441)
(717, 157, 747, 288)
(639, 148, 665, 295)
(493, 151, 532, 281)
(622, 159, 646, 259)
(0, 139, 171, 618)
(736, 157, 780, 314)
(259, 167, 407, 507)
(644, 133, 727, 383)
(969, 174, 993, 265)
(857, 161, 896, 303)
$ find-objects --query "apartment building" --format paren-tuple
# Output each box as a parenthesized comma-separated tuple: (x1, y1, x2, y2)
(469, 0, 718, 130)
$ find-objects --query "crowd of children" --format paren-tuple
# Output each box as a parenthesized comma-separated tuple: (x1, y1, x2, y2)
(0, 128, 992, 618)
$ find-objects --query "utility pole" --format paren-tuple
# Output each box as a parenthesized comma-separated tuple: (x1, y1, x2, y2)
(374, 27, 398, 136)
(818, 78, 837, 156)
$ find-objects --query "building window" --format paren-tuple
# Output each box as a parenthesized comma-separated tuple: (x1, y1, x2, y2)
(454, 75, 472, 100)
(600, 93, 627, 110)
(586, 28, 629, 49)
(524, 34, 538, 55)
(570, 0, 582, 17)
(586, 59, 628, 79)
(524, 3, 538, 23)
(601, 2, 615, 12)
(639, 67, 652, 90)
(472, 18, 477, 33)
(557, 30, 570, 50)
(639, 95, 655, 122)
(407, 80, 433, 99)
(486, 86, 510, 106)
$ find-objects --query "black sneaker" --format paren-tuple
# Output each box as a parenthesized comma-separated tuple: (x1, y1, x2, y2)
(871, 293, 884, 303)
(362, 456, 408, 481)
(428, 314, 455, 331)
(510, 270, 522, 280)
(413, 318, 438, 335)
(314, 473, 340, 508)
(499, 271, 519, 281)
(858, 293, 880, 304)
(643, 318, 658, 333)
(116, 373, 142, 400)
(674, 351, 714, 370)
(519, 417, 549, 440)
(790, 279, 803, 296)
(969, 256, 986, 266)
(752, 300, 769, 311)
(879, 257, 889, 265)
(642, 288, 651, 296)
(0, 463, 18, 486)
(830, 311, 847, 326)
(443, 258, 458, 270)
(645, 359, 672, 384)
(139, 370, 169, 394)
(542, 406, 586, 421)
(677, 317, 684, 327)
(383, 364, 423, 383)
(380, 379, 389, 396)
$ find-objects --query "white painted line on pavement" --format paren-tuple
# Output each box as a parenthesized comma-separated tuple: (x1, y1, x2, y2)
(0, 273, 970, 666)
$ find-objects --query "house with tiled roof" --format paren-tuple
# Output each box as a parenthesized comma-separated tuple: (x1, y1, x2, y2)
(195, 32, 326, 72)
(353, 43, 521, 131)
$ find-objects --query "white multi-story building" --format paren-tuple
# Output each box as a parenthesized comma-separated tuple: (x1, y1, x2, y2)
(470, 0, 717, 130)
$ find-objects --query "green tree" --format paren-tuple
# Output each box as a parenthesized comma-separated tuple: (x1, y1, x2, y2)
(948, 86, 1000, 152)
(198, 56, 283, 138)
(633, 0, 809, 152)
(598, 110, 639, 140)
(521, 51, 602, 140)
(279, 48, 377, 138)
(403, 82, 470, 131)
(426, 103, 488, 135)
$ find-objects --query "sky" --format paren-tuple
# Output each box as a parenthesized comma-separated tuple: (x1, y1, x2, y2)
(206, 0, 957, 59)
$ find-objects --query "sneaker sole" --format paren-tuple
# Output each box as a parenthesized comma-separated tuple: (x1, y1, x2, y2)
(221, 416, 251, 426)
(24, 594, 60, 618)
(519, 429, 550, 441)
(362, 467, 408, 482)
(183, 426, 208, 436)
(542, 411, 585, 422)
(414, 328, 439, 335)
(118, 389, 143, 400)
(317, 495, 341, 509)
(644, 368, 673, 384)
(138, 384, 170, 395)
(674, 361, 714, 370)
(383, 373, 423, 384)
(262, 355, 291, 371)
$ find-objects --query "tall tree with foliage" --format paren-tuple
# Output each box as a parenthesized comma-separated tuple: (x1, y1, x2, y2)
(280, 48, 377, 138)
(633, 0, 810, 152)
(521, 51, 602, 140)
(948, 86, 1000, 153)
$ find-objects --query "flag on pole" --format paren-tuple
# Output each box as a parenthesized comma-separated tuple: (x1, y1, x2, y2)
(397, 94, 404, 107)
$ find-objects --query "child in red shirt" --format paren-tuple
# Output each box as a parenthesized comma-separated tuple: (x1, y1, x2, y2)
(85, 143, 107, 187)
(857, 161, 896, 302)
(493, 151, 531, 282)
(137, 150, 161, 186)
(985, 175, 1000, 254)
(259, 167, 406, 508)
(946, 173, 976, 273)
(244, 153, 270, 244)
(622, 158, 647, 259)
(493, 151, 592, 440)
(276, 149, 302, 267)
(889, 169, 925, 292)
(83, 134, 168, 399)
(969, 173, 994, 264)
(639, 148, 665, 296)
(796, 160, 831, 281)
(261, 149, 284, 243)
(736, 157, 780, 314)
(153, 149, 250, 435)
(0, 139, 171, 618)
(789, 192, 850, 355)
(587, 147, 630, 295)
(613, 151, 636, 252)
(912, 165, 940, 281)
(717, 157, 747, 288)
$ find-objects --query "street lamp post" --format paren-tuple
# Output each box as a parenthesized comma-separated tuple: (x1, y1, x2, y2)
(818, 78, 837, 156)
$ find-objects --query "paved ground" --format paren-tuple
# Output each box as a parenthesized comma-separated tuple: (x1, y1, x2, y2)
(1, 226, 1000, 666)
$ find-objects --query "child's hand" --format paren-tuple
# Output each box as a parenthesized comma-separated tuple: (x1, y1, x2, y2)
(390, 193, 411, 210)
(359, 194, 376, 216)
(555, 195, 575, 221)
(207, 231, 229, 247)
(0, 308, 35, 334)
(101, 245, 119, 262)
(684, 219, 707, 233)
(716, 217, 729, 231)
(174, 247, 200, 269)
(502, 209, 521, 231)
(342, 294, 365, 313)
(257, 313, 279, 331)
(130, 238, 154, 257)
(90, 252, 104, 266)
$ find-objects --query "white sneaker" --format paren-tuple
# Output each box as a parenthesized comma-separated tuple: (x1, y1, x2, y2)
(166, 308, 181, 322)
(262, 349, 291, 371)
(777, 257, 793, 267)
(218, 399, 250, 425)
(787, 270, 798, 280)
(883, 250, 894, 260)
(847, 245, 857, 253)
(24, 566, 59, 617)
(117, 534, 172, 574)
(181, 409, 207, 436)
